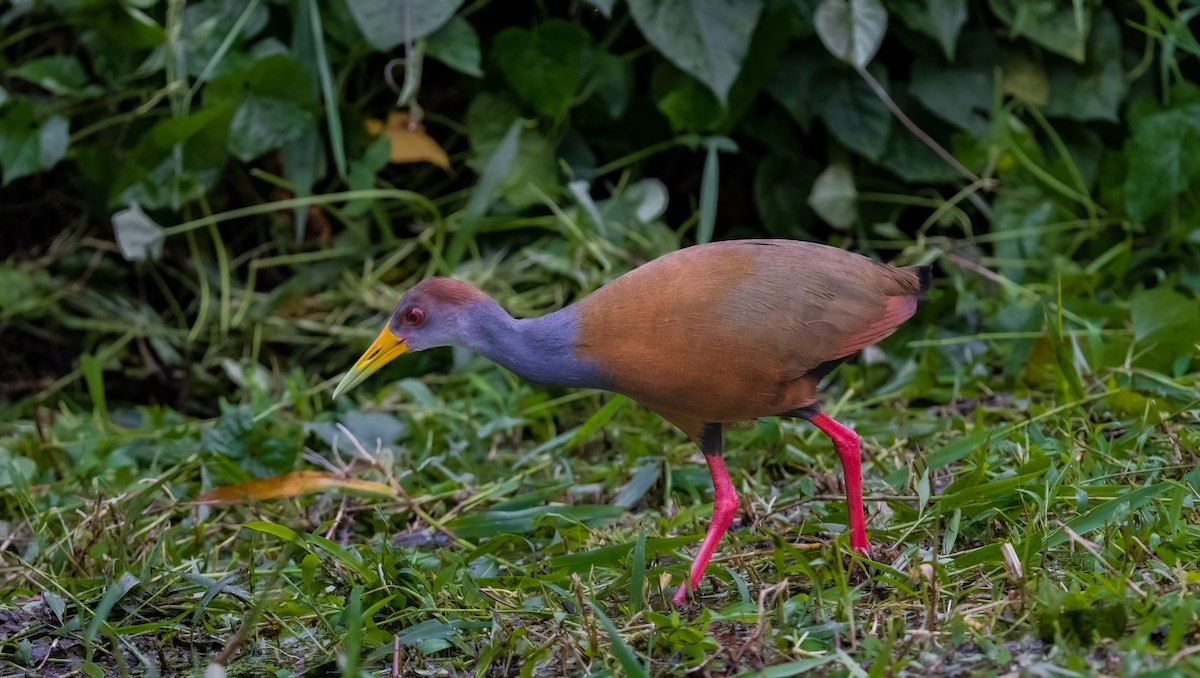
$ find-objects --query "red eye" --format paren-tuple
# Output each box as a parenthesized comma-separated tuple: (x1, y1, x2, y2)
(404, 308, 425, 326)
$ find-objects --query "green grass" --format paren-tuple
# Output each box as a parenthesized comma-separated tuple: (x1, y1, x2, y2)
(2, 219, 1199, 676)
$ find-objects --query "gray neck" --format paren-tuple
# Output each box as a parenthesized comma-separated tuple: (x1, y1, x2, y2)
(464, 303, 610, 389)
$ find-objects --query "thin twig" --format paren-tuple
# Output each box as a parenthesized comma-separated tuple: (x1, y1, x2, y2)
(856, 64, 992, 188)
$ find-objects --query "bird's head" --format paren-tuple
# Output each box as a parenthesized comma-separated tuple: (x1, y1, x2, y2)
(332, 277, 491, 398)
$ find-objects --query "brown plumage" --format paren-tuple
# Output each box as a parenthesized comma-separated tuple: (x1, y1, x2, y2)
(334, 238, 931, 605)
(574, 239, 928, 440)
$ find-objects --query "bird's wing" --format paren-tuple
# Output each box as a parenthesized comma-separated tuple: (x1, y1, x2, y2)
(573, 240, 927, 432)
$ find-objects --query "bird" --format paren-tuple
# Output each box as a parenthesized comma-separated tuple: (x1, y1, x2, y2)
(333, 239, 931, 605)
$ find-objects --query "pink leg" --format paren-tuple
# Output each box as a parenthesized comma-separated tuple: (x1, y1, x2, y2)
(810, 413, 870, 554)
(673, 452, 739, 605)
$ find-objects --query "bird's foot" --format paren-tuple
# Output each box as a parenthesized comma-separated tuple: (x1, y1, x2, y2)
(671, 581, 690, 606)
(851, 543, 873, 559)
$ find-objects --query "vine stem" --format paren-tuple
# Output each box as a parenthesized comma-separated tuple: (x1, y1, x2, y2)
(855, 63, 993, 189)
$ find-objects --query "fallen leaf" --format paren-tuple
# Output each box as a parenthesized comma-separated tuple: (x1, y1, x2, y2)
(197, 470, 394, 504)
(365, 111, 451, 169)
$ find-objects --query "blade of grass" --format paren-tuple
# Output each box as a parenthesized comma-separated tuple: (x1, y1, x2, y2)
(446, 119, 522, 266)
(567, 395, 628, 447)
(589, 601, 648, 678)
(629, 525, 646, 615)
(697, 139, 720, 245)
(84, 572, 140, 662)
(342, 584, 363, 677)
(307, 0, 346, 180)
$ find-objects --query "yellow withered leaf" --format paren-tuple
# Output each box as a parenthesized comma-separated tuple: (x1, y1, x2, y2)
(364, 111, 451, 170)
(197, 470, 394, 504)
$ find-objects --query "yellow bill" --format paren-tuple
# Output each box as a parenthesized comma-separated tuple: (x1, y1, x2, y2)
(333, 327, 407, 398)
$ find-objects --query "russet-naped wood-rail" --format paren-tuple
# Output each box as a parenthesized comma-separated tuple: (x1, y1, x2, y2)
(334, 239, 930, 604)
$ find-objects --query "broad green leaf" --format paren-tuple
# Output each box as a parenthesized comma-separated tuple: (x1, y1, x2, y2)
(43, 591, 66, 622)
(991, 185, 1071, 282)
(346, 0, 463, 51)
(0, 457, 36, 490)
(767, 47, 825, 131)
(397, 619, 457, 654)
(818, 64, 891, 160)
(607, 178, 670, 226)
(206, 55, 317, 162)
(464, 93, 556, 210)
(909, 29, 996, 135)
(656, 76, 725, 133)
(808, 162, 857, 229)
(182, 0, 269, 77)
(427, 15, 482, 77)
(228, 95, 314, 161)
(585, 0, 616, 17)
(614, 462, 662, 509)
(1124, 99, 1200, 222)
(1131, 287, 1200, 345)
(306, 411, 409, 449)
(754, 152, 820, 236)
(0, 263, 39, 316)
(281, 129, 323, 240)
(628, 0, 764, 105)
(890, 0, 966, 60)
(112, 105, 233, 209)
(445, 504, 625, 539)
(38, 115, 69, 171)
(1045, 10, 1123, 122)
(988, 0, 1090, 63)
(0, 99, 41, 185)
(13, 55, 102, 98)
(1002, 46, 1048, 106)
(814, 0, 887, 68)
(493, 20, 595, 118)
(878, 96, 961, 183)
(112, 203, 165, 261)
(584, 53, 633, 121)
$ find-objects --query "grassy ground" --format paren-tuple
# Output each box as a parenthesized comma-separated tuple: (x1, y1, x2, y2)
(2, 220, 1199, 677)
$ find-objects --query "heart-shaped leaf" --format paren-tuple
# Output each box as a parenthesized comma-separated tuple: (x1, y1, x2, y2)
(814, 0, 888, 68)
(628, 0, 764, 104)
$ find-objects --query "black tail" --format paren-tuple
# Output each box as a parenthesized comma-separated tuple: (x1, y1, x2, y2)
(909, 265, 932, 300)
